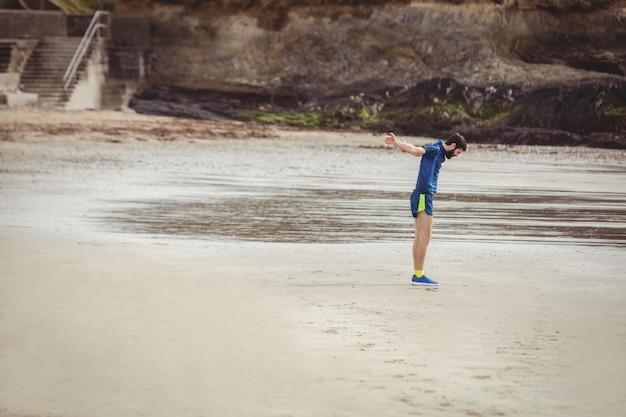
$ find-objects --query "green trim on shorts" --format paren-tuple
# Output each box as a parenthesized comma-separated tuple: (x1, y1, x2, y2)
(418, 193, 426, 213)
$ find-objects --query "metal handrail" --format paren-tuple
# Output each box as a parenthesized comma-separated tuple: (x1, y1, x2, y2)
(63, 10, 110, 91)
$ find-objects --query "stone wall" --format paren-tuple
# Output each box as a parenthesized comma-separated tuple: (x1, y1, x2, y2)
(0, 10, 66, 38)
(101, 16, 151, 110)
(111, 16, 150, 49)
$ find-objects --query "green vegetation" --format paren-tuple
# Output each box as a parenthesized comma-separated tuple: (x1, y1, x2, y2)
(358, 106, 378, 124)
(381, 100, 513, 128)
(599, 105, 626, 117)
(238, 111, 325, 128)
(475, 102, 513, 123)
(238, 98, 518, 131)
(238, 104, 382, 129)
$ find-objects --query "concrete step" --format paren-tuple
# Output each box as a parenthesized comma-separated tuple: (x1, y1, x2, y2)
(20, 36, 89, 107)
(21, 71, 68, 76)
(21, 74, 68, 81)
(20, 89, 72, 95)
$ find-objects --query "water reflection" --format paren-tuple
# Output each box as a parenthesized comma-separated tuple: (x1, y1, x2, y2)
(102, 184, 626, 246)
(438, 189, 626, 246)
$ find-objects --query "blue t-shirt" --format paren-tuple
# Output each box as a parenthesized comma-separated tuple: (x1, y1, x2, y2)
(415, 141, 446, 194)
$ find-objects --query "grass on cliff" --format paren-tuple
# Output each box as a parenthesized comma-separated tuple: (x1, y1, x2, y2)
(238, 105, 379, 129)
(377, 100, 512, 129)
(599, 104, 626, 117)
(238, 100, 514, 131)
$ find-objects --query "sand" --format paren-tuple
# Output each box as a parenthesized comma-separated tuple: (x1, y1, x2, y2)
(1, 109, 625, 417)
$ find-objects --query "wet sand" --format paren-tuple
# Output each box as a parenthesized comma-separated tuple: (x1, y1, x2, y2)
(1, 109, 626, 417)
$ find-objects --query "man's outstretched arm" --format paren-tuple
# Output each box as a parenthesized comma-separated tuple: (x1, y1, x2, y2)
(384, 132, 426, 157)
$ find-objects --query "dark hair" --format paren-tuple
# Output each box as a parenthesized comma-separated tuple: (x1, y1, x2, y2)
(445, 132, 467, 151)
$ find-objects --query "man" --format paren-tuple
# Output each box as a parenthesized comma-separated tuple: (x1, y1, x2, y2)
(384, 132, 467, 286)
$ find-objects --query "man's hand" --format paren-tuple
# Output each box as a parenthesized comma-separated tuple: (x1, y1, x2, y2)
(384, 132, 426, 157)
(384, 132, 396, 145)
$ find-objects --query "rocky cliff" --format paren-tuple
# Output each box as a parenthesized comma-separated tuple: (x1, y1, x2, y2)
(119, 0, 626, 148)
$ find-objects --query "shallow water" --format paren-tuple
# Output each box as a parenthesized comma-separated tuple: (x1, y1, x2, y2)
(96, 133, 626, 247)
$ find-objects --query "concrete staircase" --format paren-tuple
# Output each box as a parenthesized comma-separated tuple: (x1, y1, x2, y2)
(19, 36, 87, 108)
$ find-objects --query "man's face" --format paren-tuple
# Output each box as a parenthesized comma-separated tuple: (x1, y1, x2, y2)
(446, 148, 463, 159)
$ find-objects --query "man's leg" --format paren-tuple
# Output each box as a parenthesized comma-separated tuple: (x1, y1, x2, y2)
(409, 192, 438, 286)
(413, 211, 433, 271)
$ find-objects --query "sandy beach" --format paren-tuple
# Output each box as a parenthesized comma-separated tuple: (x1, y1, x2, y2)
(1, 109, 625, 417)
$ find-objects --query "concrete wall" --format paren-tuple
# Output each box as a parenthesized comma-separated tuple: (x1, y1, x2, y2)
(0, 72, 18, 90)
(66, 15, 152, 111)
(0, 10, 66, 38)
(0, 72, 37, 107)
(100, 16, 151, 110)
(0, 38, 38, 108)
(10, 39, 37, 72)
(65, 38, 105, 110)
(67, 14, 93, 37)
(0, 0, 61, 10)
(110, 16, 150, 49)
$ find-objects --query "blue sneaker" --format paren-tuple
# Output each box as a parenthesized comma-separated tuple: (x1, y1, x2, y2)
(411, 275, 440, 286)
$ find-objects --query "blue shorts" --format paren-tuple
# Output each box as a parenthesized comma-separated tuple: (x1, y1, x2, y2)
(410, 191, 433, 217)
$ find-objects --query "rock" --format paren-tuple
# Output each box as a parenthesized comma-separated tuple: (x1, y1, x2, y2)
(118, 0, 626, 148)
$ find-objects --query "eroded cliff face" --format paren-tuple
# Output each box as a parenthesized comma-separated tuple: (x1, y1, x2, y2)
(124, 0, 626, 147)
